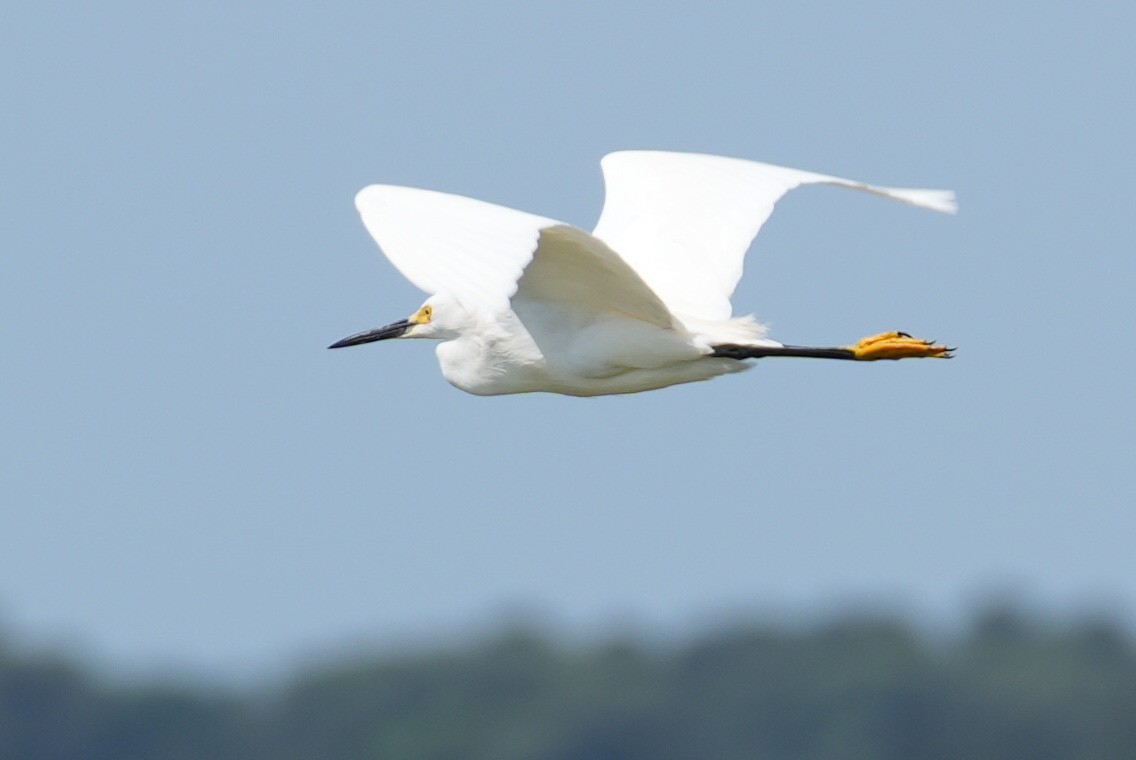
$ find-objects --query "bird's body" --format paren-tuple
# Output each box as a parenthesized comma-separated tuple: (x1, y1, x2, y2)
(331, 151, 956, 396)
(428, 296, 747, 396)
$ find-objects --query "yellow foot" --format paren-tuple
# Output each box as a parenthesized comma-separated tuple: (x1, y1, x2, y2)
(848, 331, 954, 361)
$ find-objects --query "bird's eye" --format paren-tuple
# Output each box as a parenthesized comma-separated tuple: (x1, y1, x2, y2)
(421, 305, 432, 321)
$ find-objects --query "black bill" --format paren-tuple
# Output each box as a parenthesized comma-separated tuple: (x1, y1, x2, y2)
(328, 319, 412, 349)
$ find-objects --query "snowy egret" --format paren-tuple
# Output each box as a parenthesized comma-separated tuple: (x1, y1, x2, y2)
(330, 151, 955, 396)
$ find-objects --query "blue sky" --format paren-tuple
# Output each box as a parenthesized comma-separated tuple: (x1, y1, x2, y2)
(3, 0, 1134, 679)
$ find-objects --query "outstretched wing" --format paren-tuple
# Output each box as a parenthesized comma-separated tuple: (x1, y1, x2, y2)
(355, 185, 556, 315)
(354, 185, 673, 326)
(592, 151, 958, 321)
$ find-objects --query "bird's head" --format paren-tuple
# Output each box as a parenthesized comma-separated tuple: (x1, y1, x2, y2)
(328, 294, 467, 349)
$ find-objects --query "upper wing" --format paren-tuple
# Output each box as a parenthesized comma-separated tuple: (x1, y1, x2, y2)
(354, 185, 673, 326)
(355, 185, 560, 315)
(592, 151, 958, 321)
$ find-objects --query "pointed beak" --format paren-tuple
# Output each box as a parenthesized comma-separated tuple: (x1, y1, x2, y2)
(327, 319, 412, 349)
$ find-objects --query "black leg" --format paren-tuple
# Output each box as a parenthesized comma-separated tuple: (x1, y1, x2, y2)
(711, 343, 857, 360)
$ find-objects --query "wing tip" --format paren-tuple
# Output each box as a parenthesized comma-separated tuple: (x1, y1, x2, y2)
(600, 151, 961, 216)
(875, 187, 959, 215)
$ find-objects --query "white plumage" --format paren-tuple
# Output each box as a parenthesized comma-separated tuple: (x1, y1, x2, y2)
(332, 151, 956, 396)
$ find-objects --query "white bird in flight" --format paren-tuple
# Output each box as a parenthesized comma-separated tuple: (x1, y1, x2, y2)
(330, 151, 955, 396)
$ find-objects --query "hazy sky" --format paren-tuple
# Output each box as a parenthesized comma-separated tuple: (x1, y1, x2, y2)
(3, 1, 1134, 679)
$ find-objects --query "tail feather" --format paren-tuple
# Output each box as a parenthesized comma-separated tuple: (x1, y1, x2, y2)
(683, 313, 781, 351)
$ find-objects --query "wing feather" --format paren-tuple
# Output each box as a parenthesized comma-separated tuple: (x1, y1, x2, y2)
(592, 151, 957, 321)
(354, 185, 561, 314)
(515, 225, 674, 328)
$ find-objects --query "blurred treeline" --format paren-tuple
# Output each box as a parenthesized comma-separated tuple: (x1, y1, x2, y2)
(2, 607, 1135, 759)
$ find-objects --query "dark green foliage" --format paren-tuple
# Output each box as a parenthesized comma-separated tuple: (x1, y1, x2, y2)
(1, 609, 1134, 759)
